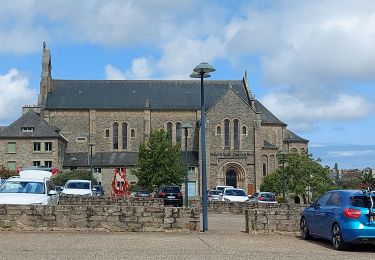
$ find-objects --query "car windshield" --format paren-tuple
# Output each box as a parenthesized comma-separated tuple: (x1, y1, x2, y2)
(224, 189, 246, 196)
(350, 195, 375, 208)
(138, 190, 149, 194)
(162, 187, 180, 193)
(261, 193, 275, 198)
(209, 190, 221, 195)
(66, 182, 90, 189)
(0, 181, 45, 194)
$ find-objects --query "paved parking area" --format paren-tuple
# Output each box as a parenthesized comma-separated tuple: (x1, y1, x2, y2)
(0, 213, 374, 260)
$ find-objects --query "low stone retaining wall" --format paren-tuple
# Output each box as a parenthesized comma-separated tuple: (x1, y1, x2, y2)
(245, 204, 305, 235)
(0, 204, 200, 232)
(58, 195, 164, 207)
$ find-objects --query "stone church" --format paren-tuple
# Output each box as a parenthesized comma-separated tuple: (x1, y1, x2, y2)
(0, 44, 308, 195)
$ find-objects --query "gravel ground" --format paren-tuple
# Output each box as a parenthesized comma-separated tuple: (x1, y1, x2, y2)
(0, 213, 374, 260)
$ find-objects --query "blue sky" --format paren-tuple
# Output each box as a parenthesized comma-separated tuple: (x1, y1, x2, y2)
(0, 0, 374, 170)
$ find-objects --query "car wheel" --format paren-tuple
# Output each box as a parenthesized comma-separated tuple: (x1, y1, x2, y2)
(300, 217, 311, 240)
(332, 223, 346, 250)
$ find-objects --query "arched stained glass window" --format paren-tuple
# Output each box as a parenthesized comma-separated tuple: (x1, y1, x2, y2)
(113, 122, 118, 150)
(224, 119, 230, 148)
(122, 122, 128, 150)
(233, 119, 239, 149)
(167, 122, 173, 142)
(176, 122, 182, 145)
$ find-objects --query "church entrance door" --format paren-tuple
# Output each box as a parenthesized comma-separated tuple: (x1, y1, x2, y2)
(226, 171, 237, 188)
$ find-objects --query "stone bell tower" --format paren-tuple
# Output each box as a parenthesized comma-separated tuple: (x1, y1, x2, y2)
(38, 42, 52, 107)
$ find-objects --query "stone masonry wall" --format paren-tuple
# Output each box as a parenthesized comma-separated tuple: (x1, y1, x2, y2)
(245, 204, 305, 235)
(0, 198, 200, 232)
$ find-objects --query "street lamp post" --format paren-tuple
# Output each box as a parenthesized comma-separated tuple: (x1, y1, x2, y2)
(89, 143, 94, 175)
(190, 62, 215, 232)
(278, 150, 287, 201)
(182, 122, 194, 208)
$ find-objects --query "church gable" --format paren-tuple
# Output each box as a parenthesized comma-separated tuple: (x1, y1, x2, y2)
(207, 87, 257, 123)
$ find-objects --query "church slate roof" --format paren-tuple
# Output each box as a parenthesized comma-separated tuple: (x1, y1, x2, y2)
(254, 101, 286, 126)
(46, 79, 285, 125)
(47, 80, 247, 110)
(262, 140, 278, 150)
(0, 110, 62, 139)
(283, 129, 309, 143)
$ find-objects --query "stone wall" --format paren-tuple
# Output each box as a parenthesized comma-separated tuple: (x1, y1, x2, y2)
(0, 198, 200, 232)
(245, 204, 305, 235)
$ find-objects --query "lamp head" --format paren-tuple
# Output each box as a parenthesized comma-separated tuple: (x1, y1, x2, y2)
(193, 62, 215, 74)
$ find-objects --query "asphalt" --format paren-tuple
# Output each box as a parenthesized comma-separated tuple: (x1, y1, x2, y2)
(0, 213, 374, 260)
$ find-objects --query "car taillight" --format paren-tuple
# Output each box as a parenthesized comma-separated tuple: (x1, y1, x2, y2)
(176, 192, 182, 198)
(158, 192, 166, 197)
(343, 208, 362, 219)
(258, 196, 263, 201)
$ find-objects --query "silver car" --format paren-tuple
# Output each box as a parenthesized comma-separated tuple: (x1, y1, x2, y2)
(208, 189, 222, 201)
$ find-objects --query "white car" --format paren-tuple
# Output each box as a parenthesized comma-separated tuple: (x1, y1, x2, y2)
(0, 170, 59, 205)
(220, 188, 249, 202)
(61, 180, 94, 196)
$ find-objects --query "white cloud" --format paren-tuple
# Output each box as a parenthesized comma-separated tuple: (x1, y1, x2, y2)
(105, 65, 126, 80)
(105, 57, 154, 80)
(327, 150, 374, 157)
(260, 92, 374, 131)
(0, 69, 34, 123)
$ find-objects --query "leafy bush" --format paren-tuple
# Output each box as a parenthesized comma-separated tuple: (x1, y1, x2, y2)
(0, 165, 18, 179)
(50, 170, 97, 186)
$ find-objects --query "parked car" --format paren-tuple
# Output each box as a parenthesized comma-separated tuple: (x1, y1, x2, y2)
(61, 180, 94, 196)
(215, 185, 234, 193)
(220, 188, 249, 202)
(155, 186, 183, 207)
(135, 190, 151, 198)
(0, 170, 59, 205)
(300, 189, 375, 250)
(92, 185, 105, 196)
(208, 189, 222, 201)
(54, 185, 64, 194)
(249, 192, 277, 204)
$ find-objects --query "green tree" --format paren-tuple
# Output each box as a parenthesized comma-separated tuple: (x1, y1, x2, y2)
(50, 169, 97, 186)
(260, 153, 334, 202)
(286, 153, 333, 200)
(260, 169, 282, 195)
(358, 167, 375, 189)
(133, 129, 184, 192)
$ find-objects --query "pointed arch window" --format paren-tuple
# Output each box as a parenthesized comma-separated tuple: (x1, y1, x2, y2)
(122, 122, 128, 150)
(167, 122, 173, 142)
(176, 122, 182, 145)
(233, 119, 239, 149)
(224, 119, 230, 148)
(113, 122, 118, 150)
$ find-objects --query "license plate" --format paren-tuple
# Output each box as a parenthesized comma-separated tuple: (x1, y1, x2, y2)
(167, 196, 175, 199)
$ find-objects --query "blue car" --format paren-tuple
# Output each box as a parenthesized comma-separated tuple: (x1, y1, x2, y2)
(300, 189, 375, 250)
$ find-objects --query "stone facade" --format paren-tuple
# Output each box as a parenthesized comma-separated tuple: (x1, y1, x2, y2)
(0, 45, 309, 196)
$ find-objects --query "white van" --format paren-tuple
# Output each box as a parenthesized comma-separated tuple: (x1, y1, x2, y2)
(0, 170, 59, 205)
(215, 185, 234, 194)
